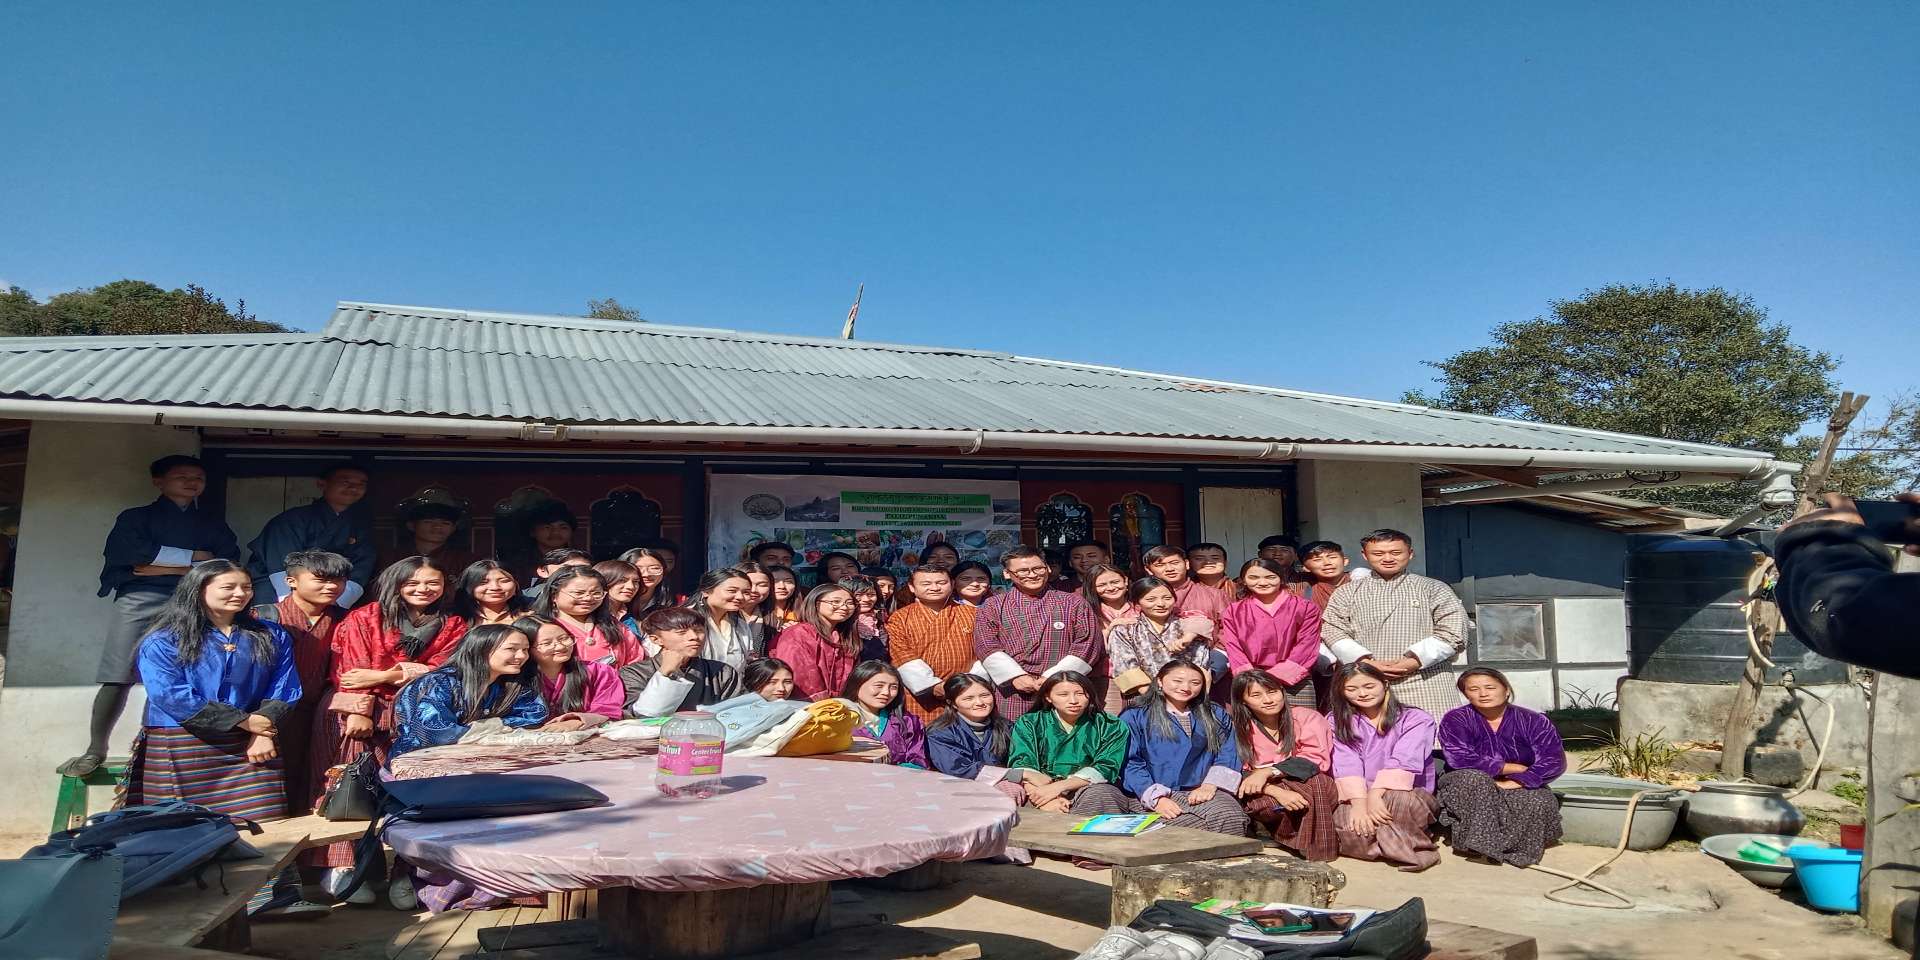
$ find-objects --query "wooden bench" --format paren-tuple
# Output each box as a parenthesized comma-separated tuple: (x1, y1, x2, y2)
(112, 814, 368, 951)
(1006, 809, 1263, 867)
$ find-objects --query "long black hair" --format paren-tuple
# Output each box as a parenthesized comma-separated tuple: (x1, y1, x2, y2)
(437, 622, 539, 723)
(927, 673, 1010, 761)
(840, 659, 905, 716)
(1230, 667, 1296, 761)
(534, 566, 624, 643)
(685, 567, 751, 623)
(451, 559, 527, 622)
(794, 581, 859, 655)
(1137, 660, 1223, 752)
(514, 614, 587, 714)
(150, 560, 275, 666)
(375, 556, 456, 660)
(619, 547, 677, 616)
(742, 656, 795, 698)
(1329, 660, 1402, 746)
(1035, 670, 1096, 721)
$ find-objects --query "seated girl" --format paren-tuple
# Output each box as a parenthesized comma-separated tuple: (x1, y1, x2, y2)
(391, 624, 549, 758)
(926, 673, 1025, 804)
(843, 660, 928, 768)
(1105, 576, 1209, 709)
(1118, 661, 1248, 836)
(517, 614, 624, 729)
(1327, 661, 1439, 871)
(1230, 668, 1340, 861)
(743, 656, 798, 701)
(1436, 667, 1566, 867)
(1005, 671, 1130, 814)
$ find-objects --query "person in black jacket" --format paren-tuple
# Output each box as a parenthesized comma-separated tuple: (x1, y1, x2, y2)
(60, 455, 241, 777)
(1775, 492, 1920, 679)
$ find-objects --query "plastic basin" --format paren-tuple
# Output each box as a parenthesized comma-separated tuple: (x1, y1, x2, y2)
(1698, 833, 1832, 889)
(1787, 845, 1862, 912)
(1550, 773, 1687, 850)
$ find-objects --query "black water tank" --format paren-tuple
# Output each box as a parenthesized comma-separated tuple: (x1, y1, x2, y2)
(1624, 534, 1846, 684)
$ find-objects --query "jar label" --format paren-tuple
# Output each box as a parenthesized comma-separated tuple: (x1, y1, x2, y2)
(658, 738, 724, 777)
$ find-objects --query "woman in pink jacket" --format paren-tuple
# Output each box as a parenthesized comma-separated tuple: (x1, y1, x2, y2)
(1219, 559, 1322, 705)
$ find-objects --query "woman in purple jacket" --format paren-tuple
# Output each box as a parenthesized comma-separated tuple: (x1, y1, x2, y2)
(1436, 667, 1566, 866)
(843, 660, 929, 768)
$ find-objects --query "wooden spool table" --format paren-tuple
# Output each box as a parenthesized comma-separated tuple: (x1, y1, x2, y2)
(384, 755, 1016, 960)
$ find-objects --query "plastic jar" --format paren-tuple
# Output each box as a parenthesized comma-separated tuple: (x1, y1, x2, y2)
(656, 710, 725, 799)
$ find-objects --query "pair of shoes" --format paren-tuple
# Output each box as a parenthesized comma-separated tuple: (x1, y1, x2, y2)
(1073, 927, 1152, 960)
(321, 867, 377, 906)
(387, 877, 419, 911)
(1075, 927, 1266, 960)
(251, 900, 331, 922)
(1200, 936, 1264, 960)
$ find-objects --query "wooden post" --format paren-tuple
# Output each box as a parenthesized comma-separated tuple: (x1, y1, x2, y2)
(1719, 392, 1864, 780)
(1863, 551, 1920, 937)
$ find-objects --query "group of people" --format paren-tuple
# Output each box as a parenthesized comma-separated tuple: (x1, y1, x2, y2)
(87, 455, 1573, 917)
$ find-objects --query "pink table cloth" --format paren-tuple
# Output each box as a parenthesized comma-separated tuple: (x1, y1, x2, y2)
(384, 755, 1018, 895)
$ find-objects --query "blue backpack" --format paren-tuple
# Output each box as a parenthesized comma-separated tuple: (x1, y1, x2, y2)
(27, 800, 263, 898)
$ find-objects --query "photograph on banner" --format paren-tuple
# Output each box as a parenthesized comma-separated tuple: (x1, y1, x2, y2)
(708, 474, 1022, 583)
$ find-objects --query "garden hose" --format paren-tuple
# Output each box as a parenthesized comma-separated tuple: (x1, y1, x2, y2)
(1526, 788, 1667, 909)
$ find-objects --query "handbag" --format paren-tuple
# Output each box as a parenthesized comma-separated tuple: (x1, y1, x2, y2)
(334, 772, 611, 901)
(318, 753, 381, 821)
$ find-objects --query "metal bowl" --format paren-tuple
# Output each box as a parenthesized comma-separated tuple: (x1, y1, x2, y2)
(1699, 833, 1834, 888)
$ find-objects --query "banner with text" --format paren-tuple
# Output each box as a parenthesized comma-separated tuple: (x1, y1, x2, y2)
(707, 474, 1023, 581)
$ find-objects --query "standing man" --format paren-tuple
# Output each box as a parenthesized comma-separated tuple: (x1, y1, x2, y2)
(379, 489, 471, 574)
(886, 565, 979, 721)
(1320, 528, 1468, 715)
(245, 462, 374, 609)
(1143, 545, 1230, 631)
(1185, 542, 1239, 604)
(971, 546, 1100, 721)
(1056, 539, 1112, 592)
(749, 540, 795, 570)
(252, 549, 351, 814)
(59, 454, 241, 777)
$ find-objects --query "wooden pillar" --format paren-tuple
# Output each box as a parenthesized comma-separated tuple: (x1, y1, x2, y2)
(597, 882, 831, 960)
(1863, 552, 1920, 937)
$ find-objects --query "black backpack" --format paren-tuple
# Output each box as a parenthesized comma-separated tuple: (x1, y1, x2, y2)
(26, 800, 263, 898)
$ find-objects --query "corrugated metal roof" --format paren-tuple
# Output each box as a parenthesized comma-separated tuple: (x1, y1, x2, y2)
(0, 300, 1775, 458)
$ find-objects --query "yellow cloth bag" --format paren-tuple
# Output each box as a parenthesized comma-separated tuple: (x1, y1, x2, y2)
(775, 698, 859, 757)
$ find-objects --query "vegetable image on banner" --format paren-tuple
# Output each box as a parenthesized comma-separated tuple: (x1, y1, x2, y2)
(708, 474, 1022, 580)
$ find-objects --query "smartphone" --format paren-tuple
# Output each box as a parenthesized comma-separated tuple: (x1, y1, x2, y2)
(1855, 500, 1920, 544)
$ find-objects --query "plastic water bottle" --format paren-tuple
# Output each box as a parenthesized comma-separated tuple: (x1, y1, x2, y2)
(656, 710, 726, 799)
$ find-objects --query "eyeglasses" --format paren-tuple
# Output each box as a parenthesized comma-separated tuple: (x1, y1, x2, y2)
(1006, 566, 1048, 577)
(820, 598, 856, 608)
(561, 590, 607, 601)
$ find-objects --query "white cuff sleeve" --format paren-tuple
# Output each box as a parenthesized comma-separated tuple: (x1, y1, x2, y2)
(897, 658, 940, 694)
(983, 651, 1028, 684)
(1203, 765, 1243, 792)
(1071, 766, 1107, 785)
(965, 660, 984, 679)
(1315, 643, 1338, 671)
(155, 546, 194, 566)
(1140, 784, 1172, 806)
(1042, 654, 1093, 679)
(337, 580, 364, 608)
(1408, 635, 1460, 669)
(978, 764, 1011, 783)
(631, 672, 695, 718)
(267, 570, 293, 601)
(1329, 638, 1372, 664)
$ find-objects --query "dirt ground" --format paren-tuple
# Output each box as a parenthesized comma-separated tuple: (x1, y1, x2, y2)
(227, 845, 1899, 960)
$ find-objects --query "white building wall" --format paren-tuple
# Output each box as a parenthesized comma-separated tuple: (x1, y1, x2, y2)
(1295, 460, 1427, 574)
(0, 421, 200, 831)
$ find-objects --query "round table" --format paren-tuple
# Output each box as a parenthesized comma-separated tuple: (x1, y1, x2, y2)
(385, 754, 1016, 959)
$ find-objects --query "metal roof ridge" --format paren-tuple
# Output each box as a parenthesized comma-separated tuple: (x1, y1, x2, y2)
(0, 331, 331, 351)
(330, 301, 1018, 358)
(1003, 353, 1777, 459)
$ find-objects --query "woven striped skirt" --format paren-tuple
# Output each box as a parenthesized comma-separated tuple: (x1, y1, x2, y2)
(127, 726, 288, 822)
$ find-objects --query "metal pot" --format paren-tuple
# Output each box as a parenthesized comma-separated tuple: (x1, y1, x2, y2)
(1684, 782, 1804, 839)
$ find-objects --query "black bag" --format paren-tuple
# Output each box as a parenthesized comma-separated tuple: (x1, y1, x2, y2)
(335, 772, 611, 900)
(318, 753, 381, 821)
(1128, 897, 1428, 960)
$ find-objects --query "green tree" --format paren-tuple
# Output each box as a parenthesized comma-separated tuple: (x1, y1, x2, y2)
(1, 280, 287, 336)
(585, 297, 644, 322)
(1404, 282, 1903, 515)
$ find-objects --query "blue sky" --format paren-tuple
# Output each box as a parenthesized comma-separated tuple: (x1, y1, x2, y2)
(2, 3, 1915, 422)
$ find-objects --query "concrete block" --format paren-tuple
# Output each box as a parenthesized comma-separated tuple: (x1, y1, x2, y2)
(1743, 744, 1805, 787)
(1109, 855, 1345, 926)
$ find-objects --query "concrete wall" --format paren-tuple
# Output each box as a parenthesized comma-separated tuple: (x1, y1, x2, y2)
(0, 421, 200, 831)
(1618, 677, 1867, 784)
(1295, 460, 1426, 574)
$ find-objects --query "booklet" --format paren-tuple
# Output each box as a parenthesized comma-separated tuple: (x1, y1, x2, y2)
(1068, 813, 1162, 835)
